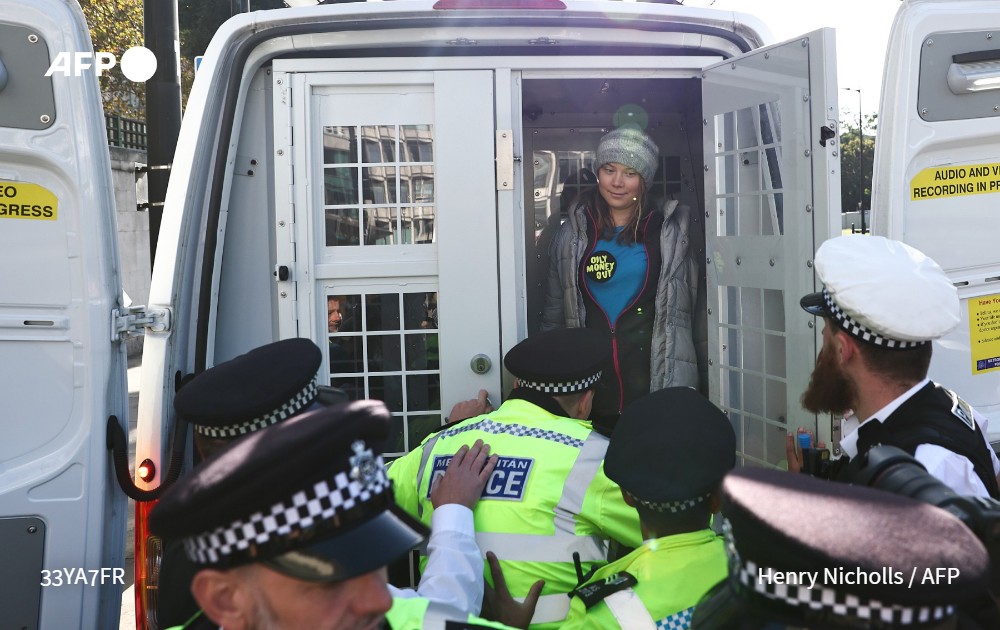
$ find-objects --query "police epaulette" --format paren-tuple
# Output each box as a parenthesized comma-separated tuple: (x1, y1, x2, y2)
(571, 572, 638, 609)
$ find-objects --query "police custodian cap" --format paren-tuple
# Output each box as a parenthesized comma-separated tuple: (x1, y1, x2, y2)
(174, 338, 322, 439)
(716, 468, 989, 626)
(504, 327, 611, 394)
(800, 235, 960, 350)
(150, 400, 428, 582)
(606, 387, 735, 511)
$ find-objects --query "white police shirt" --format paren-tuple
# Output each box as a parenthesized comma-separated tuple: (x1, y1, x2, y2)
(840, 378, 1000, 498)
(388, 503, 483, 615)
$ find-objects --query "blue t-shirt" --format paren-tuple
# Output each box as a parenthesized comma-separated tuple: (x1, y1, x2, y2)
(583, 226, 648, 325)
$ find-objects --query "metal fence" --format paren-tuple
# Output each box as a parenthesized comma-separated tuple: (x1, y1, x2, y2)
(105, 114, 147, 151)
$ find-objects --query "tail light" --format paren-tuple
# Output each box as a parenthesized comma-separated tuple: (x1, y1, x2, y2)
(134, 500, 162, 630)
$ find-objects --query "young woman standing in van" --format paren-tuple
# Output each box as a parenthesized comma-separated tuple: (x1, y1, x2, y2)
(541, 127, 704, 432)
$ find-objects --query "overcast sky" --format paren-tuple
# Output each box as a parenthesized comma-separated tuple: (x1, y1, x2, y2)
(706, 0, 901, 121)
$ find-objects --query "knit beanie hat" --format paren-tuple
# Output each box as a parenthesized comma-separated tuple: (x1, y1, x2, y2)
(596, 127, 659, 186)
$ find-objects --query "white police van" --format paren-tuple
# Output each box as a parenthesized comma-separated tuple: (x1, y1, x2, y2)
(3, 0, 1000, 627)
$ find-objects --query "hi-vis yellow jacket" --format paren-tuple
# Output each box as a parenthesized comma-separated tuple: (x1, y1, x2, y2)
(386, 597, 516, 629)
(387, 391, 642, 629)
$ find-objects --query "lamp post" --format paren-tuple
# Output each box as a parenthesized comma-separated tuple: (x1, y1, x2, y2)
(842, 87, 864, 233)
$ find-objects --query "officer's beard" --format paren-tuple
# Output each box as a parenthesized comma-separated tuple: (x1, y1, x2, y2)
(801, 346, 857, 416)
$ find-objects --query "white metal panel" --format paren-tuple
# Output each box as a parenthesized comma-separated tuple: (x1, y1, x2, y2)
(702, 29, 840, 467)
(874, 0, 1000, 434)
(279, 70, 501, 454)
(0, 0, 127, 627)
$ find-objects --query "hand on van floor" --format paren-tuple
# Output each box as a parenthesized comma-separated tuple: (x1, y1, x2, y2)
(430, 439, 498, 510)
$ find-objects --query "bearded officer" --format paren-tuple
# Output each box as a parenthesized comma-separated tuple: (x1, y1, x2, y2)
(792, 235, 1000, 498)
(388, 327, 642, 629)
(562, 387, 733, 629)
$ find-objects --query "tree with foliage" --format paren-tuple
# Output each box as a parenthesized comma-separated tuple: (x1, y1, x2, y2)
(79, 0, 289, 118)
(79, 0, 145, 119)
(839, 112, 876, 215)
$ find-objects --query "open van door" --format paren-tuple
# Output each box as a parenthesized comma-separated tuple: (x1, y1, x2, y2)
(0, 0, 127, 627)
(701, 29, 841, 467)
(873, 0, 1000, 437)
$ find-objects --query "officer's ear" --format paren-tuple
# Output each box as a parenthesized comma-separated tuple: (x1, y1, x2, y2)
(832, 328, 860, 366)
(191, 567, 256, 629)
(621, 489, 638, 508)
(577, 389, 595, 418)
(708, 488, 722, 514)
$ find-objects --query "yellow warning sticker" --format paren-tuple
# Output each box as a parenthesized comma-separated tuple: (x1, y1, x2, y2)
(0, 181, 58, 220)
(969, 293, 1000, 374)
(910, 162, 1000, 201)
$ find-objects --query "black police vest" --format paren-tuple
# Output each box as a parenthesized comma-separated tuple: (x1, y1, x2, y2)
(851, 383, 1000, 499)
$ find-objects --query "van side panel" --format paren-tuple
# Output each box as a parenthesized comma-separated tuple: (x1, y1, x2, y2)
(0, 0, 127, 627)
(874, 0, 1000, 433)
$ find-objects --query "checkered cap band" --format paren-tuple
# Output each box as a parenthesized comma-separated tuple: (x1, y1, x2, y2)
(439, 418, 585, 449)
(194, 379, 319, 438)
(519, 371, 602, 394)
(656, 606, 694, 629)
(636, 492, 710, 514)
(721, 519, 953, 626)
(824, 290, 927, 350)
(182, 455, 390, 566)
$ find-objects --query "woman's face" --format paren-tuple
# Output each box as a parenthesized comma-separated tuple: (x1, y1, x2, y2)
(597, 162, 643, 214)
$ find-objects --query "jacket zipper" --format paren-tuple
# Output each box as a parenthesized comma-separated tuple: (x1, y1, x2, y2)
(580, 211, 655, 414)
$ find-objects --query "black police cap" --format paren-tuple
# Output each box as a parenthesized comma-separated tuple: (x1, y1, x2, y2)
(150, 400, 427, 582)
(174, 338, 322, 438)
(718, 468, 989, 625)
(504, 328, 610, 394)
(606, 387, 735, 509)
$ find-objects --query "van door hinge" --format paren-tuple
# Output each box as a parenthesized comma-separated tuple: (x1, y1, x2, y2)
(112, 305, 171, 341)
(496, 129, 514, 191)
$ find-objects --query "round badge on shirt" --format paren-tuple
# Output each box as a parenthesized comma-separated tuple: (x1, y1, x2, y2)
(585, 251, 618, 283)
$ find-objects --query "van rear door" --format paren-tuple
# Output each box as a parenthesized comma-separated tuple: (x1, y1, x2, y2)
(873, 0, 1000, 435)
(273, 67, 502, 457)
(0, 0, 127, 627)
(701, 29, 840, 467)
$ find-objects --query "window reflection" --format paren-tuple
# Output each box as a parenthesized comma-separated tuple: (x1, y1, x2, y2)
(326, 290, 441, 456)
(322, 126, 357, 164)
(322, 124, 436, 247)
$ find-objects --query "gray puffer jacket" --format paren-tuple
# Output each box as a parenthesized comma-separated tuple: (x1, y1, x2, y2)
(541, 197, 707, 420)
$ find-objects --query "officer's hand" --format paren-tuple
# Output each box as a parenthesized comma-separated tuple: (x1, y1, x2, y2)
(785, 428, 824, 473)
(448, 390, 494, 423)
(430, 439, 498, 510)
(785, 431, 803, 473)
(481, 551, 543, 630)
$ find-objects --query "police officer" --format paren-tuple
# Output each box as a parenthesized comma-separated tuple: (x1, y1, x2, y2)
(152, 399, 519, 630)
(157, 337, 330, 627)
(562, 387, 734, 629)
(692, 467, 992, 629)
(150, 400, 428, 629)
(157, 338, 494, 628)
(388, 328, 643, 629)
(794, 235, 1000, 498)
